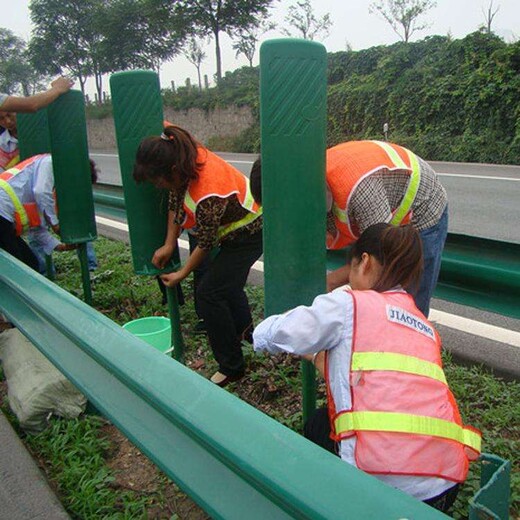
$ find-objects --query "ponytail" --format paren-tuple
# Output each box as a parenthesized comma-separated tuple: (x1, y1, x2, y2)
(133, 125, 205, 185)
(350, 223, 423, 293)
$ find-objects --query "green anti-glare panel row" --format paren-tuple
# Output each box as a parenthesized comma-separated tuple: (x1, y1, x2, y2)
(47, 91, 97, 244)
(260, 39, 328, 318)
(16, 109, 51, 160)
(110, 70, 174, 276)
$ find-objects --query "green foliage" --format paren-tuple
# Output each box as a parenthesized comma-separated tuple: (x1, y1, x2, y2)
(326, 31, 520, 163)
(174, 0, 275, 81)
(25, 416, 150, 518)
(0, 28, 45, 95)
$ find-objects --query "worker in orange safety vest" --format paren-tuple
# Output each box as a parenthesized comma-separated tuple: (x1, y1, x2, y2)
(133, 124, 263, 387)
(0, 154, 77, 271)
(253, 223, 480, 514)
(250, 141, 448, 317)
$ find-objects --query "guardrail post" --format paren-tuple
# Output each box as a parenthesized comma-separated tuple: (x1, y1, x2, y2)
(260, 39, 328, 422)
(110, 70, 185, 362)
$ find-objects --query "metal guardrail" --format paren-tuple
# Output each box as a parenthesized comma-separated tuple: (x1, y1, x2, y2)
(94, 184, 520, 319)
(0, 250, 448, 519)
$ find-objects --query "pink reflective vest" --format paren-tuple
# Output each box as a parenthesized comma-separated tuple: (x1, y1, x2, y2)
(326, 289, 481, 482)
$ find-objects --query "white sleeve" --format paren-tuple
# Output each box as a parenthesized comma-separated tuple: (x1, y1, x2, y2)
(33, 157, 58, 226)
(253, 290, 352, 356)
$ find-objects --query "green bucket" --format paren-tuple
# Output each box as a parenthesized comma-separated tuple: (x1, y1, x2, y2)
(123, 316, 173, 354)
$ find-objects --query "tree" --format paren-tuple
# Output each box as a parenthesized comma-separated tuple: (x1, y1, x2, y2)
(232, 19, 275, 67)
(282, 0, 333, 41)
(185, 38, 207, 90)
(481, 0, 500, 34)
(174, 0, 275, 83)
(100, 0, 186, 74)
(0, 28, 46, 95)
(369, 0, 437, 43)
(29, 0, 104, 96)
(29, 0, 186, 101)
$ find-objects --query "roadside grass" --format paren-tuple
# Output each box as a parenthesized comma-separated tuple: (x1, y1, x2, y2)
(1, 235, 518, 519)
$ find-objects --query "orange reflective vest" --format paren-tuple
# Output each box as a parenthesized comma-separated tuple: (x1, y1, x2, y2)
(326, 140, 421, 249)
(0, 155, 46, 235)
(326, 290, 481, 482)
(182, 147, 262, 239)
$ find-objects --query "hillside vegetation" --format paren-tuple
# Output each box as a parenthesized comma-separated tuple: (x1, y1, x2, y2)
(90, 31, 520, 164)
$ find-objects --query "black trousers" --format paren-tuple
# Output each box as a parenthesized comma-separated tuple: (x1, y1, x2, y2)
(0, 216, 39, 271)
(304, 408, 460, 514)
(196, 230, 263, 376)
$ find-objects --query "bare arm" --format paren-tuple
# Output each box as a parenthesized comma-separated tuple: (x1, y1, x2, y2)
(326, 264, 351, 292)
(160, 245, 209, 287)
(152, 210, 181, 269)
(1, 77, 72, 113)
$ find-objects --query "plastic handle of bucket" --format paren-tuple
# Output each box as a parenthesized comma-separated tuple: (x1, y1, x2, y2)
(164, 346, 174, 355)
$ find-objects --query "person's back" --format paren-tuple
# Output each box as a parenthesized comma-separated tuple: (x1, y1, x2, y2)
(253, 223, 480, 513)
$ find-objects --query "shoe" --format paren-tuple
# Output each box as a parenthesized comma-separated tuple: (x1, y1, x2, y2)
(210, 371, 244, 387)
(192, 319, 207, 335)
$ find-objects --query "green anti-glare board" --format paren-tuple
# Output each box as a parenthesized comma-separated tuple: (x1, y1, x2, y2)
(47, 90, 97, 244)
(17, 109, 51, 160)
(110, 70, 174, 276)
(260, 39, 328, 317)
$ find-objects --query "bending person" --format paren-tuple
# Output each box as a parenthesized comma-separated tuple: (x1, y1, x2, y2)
(0, 154, 80, 270)
(133, 125, 263, 387)
(253, 223, 480, 514)
(250, 141, 447, 316)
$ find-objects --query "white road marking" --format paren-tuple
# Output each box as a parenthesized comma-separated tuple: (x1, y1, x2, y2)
(95, 214, 518, 348)
(437, 173, 520, 182)
(429, 309, 520, 349)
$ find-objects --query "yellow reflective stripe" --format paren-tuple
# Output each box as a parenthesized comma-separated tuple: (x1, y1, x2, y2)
(351, 352, 447, 385)
(390, 149, 421, 225)
(5, 155, 20, 170)
(335, 411, 481, 453)
(217, 207, 263, 239)
(184, 191, 196, 212)
(242, 182, 255, 211)
(370, 141, 421, 226)
(332, 202, 347, 223)
(0, 178, 29, 232)
(371, 140, 408, 169)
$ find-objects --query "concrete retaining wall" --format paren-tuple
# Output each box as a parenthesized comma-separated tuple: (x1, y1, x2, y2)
(87, 105, 254, 150)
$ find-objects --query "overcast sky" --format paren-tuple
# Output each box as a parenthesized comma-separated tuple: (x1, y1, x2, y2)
(2, 0, 519, 97)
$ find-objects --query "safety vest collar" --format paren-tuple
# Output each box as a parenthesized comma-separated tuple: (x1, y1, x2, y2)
(334, 410, 481, 455)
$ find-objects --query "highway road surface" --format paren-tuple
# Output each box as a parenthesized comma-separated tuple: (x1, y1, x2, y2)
(91, 151, 520, 244)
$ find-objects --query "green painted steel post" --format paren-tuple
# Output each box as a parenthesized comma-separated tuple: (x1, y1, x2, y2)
(260, 39, 328, 422)
(110, 70, 186, 362)
(45, 255, 55, 281)
(166, 287, 185, 363)
(47, 90, 97, 303)
(77, 243, 93, 305)
(16, 109, 51, 160)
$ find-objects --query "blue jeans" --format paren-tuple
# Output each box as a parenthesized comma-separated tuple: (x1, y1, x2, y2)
(414, 206, 448, 317)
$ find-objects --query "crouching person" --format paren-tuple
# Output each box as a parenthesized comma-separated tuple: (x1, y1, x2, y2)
(253, 223, 481, 513)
